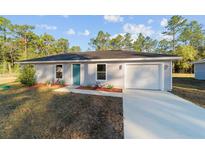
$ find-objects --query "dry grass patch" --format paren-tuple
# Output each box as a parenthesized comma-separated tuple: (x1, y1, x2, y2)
(173, 73, 194, 78)
(0, 74, 17, 84)
(0, 82, 123, 139)
(172, 74, 205, 108)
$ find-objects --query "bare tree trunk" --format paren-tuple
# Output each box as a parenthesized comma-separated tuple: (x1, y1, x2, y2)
(2, 60, 7, 74)
(24, 36, 27, 59)
(173, 33, 175, 52)
(8, 62, 11, 74)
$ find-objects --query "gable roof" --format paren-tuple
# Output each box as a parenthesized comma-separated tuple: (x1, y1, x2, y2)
(18, 50, 181, 64)
(192, 59, 205, 64)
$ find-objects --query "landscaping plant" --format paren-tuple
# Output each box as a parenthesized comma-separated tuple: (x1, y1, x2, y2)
(59, 80, 65, 85)
(106, 84, 114, 89)
(19, 64, 36, 86)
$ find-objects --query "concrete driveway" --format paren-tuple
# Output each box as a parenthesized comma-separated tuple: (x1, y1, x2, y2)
(123, 90, 205, 139)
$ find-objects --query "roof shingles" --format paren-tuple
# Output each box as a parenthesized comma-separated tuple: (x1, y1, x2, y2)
(20, 50, 179, 62)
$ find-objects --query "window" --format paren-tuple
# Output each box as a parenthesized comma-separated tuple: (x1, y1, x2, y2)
(56, 65, 63, 79)
(97, 64, 106, 80)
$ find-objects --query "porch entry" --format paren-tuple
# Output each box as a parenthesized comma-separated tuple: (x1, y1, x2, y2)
(72, 64, 80, 85)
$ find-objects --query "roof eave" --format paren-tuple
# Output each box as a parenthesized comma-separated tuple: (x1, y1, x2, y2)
(16, 57, 182, 64)
(192, 61, 205, 64)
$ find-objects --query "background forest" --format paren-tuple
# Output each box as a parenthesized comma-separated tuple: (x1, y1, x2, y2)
(1, 15, 205, 74)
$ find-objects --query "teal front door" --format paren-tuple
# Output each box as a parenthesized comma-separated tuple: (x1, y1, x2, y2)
(73, 64, 80, 85)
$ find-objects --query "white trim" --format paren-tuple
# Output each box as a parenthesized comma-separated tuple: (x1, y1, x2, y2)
(192, 59, 205, 64)
(160, 63, 165, 91)
(123, 63, 126, 90)
(71, 64, 73, 85)
(71, 63, 81, 85)
(96, 63, 107, 81)
(170, 61, 173, 91)
(124, 62, 165, 91)
(54, 64, 64, 81)
(17, 57, 182, 64)
(80, 64, 84, 85)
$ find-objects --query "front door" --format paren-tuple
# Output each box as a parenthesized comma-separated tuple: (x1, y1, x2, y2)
(73, 64, 80, 85)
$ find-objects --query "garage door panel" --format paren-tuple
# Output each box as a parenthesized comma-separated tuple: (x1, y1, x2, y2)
(126, 64, 160, 90)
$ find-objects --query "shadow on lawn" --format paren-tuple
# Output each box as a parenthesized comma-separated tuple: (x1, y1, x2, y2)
(0, 87, 53, 138)
(0, 88, 123, 139)
(173, 77, 205, 90)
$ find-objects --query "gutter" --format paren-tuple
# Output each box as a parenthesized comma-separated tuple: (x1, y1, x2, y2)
(16, 57, 182, 64)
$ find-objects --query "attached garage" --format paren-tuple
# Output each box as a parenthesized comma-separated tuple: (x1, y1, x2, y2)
(18, 50, 180, 91)
(125, 64, 164, 90)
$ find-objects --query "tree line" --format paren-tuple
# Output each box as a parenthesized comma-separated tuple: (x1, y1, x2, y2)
(89, 16, 205, 73)
(0, 16, 81, 73)
(1, 15, 205, 74)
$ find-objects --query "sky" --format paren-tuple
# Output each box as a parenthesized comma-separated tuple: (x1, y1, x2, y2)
(2, 15, 205, 51)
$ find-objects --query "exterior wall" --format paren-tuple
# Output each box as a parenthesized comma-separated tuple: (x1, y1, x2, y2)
(35, 63, 71, 84)
(35, 64, 55, 83)
(164, 61, 172, 91)
(194, 63, 205, 80)
(34, 60, 172, 91)
(63, 64, 71, 84)
(82, 63, 124, 88)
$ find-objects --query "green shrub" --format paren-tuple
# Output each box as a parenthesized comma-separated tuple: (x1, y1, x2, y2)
(59, 80, 65, 85)
(106, 84, 114, 89)
(46, 80, 52, 86)
(19, 64, 36, 86)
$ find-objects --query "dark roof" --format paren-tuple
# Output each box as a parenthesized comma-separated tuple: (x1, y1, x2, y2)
(20, 50, 179, 62)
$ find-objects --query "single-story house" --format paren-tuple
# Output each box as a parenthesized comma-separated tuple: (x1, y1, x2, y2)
(192, 59, 205, 80)
(18, 50, 181, 91)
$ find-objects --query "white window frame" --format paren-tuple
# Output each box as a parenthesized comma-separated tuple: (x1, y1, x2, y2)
(96, 63, 107, 81)
(55, 64, 64, 80)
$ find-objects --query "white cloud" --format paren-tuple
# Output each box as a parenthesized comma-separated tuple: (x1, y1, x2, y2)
(110, 33, 139, 42)
(160, 18, 168, 27)
(104, 15, 123, 23)
(110, 33, 124, 39)
(159, 33, 172, 41)
(66, 28, 75, 35)
(123, 23, 154, 36)
(147, 19, 154, 24)
(154, 31, 172, 41)
(36, 24, 57, 30)
(79, 29, 90, 36)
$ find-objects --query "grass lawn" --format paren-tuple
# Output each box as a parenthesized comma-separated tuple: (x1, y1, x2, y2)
(0, 82, 123, 139)
(172, 73, 205, 108)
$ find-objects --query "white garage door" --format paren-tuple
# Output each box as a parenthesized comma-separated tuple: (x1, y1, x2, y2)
(126, 64, 161, 90)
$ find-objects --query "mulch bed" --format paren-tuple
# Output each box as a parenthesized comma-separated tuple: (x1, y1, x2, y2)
(76, 86, 122, 93)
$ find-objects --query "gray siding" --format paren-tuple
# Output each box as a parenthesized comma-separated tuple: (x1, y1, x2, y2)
(63, 64, 71, 84)
(34, 60, 172, 91)
(35, 64, 71, 84)
(83, 63, 96, 86)
(194, 63, 205, 80)
(82, 63, 124, 88)
(164, 61, 172, 91)
(35, 64, 54, 83)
